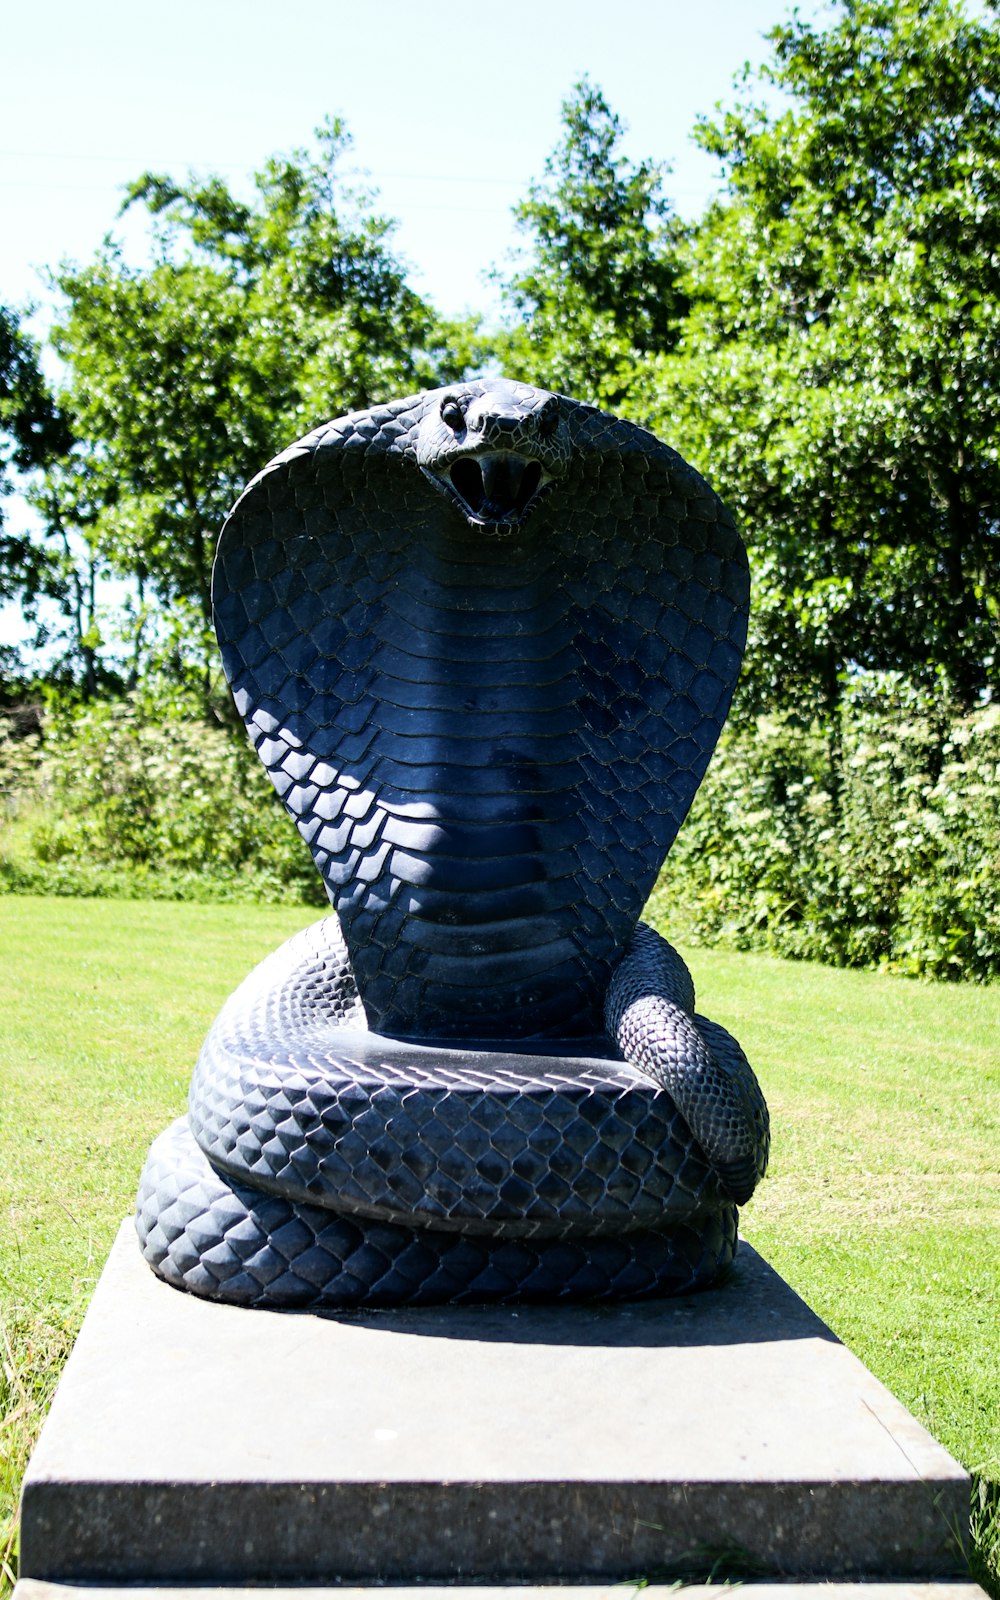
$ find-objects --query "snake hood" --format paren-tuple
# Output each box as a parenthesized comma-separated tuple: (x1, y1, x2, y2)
(213, 380, 749, 1042)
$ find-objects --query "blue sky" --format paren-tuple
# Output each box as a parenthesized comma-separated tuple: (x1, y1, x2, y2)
(1, 0, 826, 323)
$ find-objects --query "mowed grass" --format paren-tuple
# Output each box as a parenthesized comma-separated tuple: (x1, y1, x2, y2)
(1, 897, 312, 1589)
(1, 898, 314, 1310)
(1, 896, 998, 1591)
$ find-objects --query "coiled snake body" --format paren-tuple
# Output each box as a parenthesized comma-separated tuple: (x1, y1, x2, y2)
(137, 380, 768, 1306)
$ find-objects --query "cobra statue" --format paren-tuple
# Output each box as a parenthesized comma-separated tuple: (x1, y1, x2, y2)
(136, 379, 769, 1307)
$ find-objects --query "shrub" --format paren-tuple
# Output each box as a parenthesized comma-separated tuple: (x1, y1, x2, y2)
(651, 677, 1000, 982)
(4, 677, 998, 980)
(0, 691, 325, 905)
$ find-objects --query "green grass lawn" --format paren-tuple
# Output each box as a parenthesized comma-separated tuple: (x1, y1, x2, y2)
(1, 896, 998, 1592)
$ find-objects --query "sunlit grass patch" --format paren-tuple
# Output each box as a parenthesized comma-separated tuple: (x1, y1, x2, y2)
(0, 1306, 78, 1589)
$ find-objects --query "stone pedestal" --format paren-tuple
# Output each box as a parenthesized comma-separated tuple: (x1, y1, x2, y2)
(17, 1220, 975, 1588)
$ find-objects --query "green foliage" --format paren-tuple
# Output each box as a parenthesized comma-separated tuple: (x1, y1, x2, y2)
(498, 79, 685, 409)
(652, 678, 1000, 980)
(0, 306, 78, 693)
(0, 305, 69, 477)
(5, 120, 486, 693)
(0, 691, 325, 905)
(652, 0, 1000, 716)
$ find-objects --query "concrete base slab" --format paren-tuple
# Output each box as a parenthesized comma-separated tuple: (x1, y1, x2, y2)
(20, 1220, 970, 1585)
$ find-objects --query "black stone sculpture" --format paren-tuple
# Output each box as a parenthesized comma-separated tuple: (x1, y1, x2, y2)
(136, 379, 769, 1306)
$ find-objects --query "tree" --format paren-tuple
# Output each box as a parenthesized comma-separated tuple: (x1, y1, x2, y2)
(653, 0, 1000, 720)
(0, 305, 88, 695)
(499, 79, 687, 411)
(0, 305, 69, 475)
(18, 119, 484, 696)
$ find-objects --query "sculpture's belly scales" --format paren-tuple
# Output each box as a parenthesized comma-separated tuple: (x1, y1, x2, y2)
(273, 543, 633, 1040)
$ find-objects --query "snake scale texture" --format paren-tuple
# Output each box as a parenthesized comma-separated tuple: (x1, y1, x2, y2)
(136, 379, 769, 1307)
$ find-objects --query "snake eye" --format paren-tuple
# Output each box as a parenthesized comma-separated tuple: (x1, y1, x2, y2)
(441, 395, 465, 433)
(538, 395, 560, 436)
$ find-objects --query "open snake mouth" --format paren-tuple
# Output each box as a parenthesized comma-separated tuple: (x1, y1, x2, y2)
(445, 452, 546, 528)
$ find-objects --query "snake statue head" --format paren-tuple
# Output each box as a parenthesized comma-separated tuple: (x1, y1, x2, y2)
(416, 380, 571, 533)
